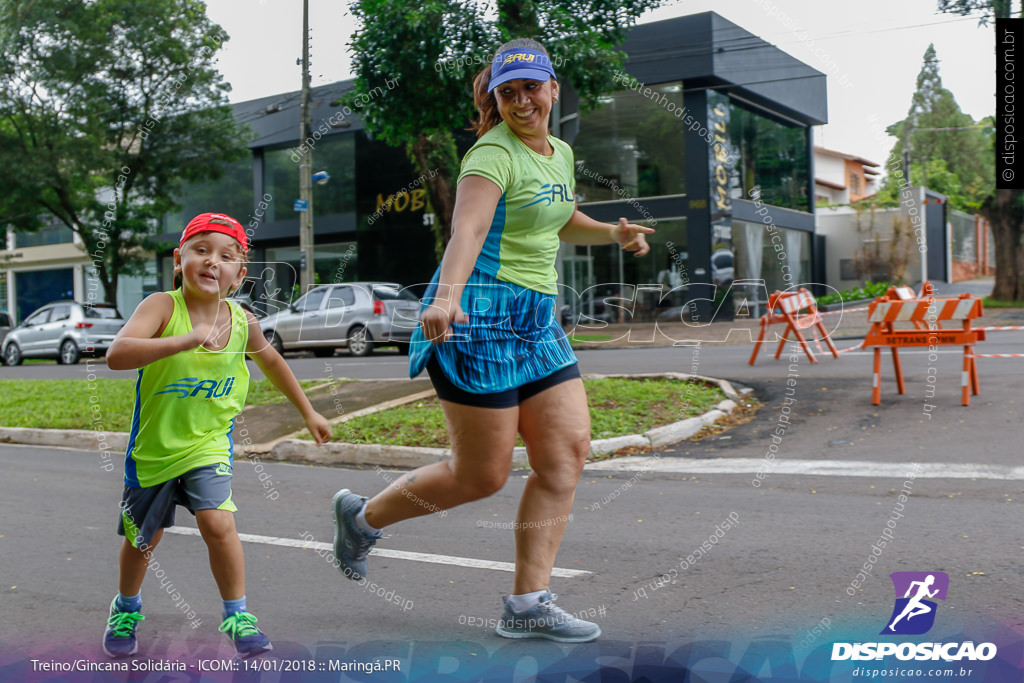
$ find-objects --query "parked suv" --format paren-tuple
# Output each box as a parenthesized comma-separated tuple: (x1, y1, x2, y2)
(259, 282, 420, 357)
(2, 301, 124, 365)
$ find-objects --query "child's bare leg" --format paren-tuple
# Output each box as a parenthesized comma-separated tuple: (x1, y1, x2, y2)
(118, 529, 163, 596)
(195, 509, 245, 600)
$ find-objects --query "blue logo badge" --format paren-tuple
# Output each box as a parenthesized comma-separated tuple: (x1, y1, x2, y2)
(155, 377, 236, 399)
(881, 571, 949, 635)
(519, 183, 572, 209)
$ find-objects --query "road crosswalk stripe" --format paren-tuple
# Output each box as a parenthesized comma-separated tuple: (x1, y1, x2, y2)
(163, 527, 592, 578)
(585, 457, 1024, 480)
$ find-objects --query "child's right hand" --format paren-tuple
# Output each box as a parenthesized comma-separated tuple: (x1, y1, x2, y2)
(190, 322, 214, 349)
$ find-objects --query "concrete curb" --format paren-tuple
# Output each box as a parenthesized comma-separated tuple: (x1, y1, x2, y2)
(268, 374, 752, 469)
(0, 427, 128, 451)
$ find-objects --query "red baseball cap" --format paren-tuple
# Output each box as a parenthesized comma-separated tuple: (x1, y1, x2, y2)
(180, 212, 248, 252)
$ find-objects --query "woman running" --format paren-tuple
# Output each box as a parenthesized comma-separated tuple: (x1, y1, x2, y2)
(332, 38, 651, 643)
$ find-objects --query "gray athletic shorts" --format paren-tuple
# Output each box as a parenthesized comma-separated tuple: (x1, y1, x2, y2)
(117, 463, 236, 549)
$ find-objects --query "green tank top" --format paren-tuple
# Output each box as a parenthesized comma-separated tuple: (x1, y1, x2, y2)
(124, 289, 250, 487)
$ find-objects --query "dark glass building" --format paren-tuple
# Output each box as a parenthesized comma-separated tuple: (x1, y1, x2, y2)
(158, 11, 826, 322)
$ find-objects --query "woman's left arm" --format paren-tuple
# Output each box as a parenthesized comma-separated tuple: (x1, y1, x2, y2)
(559, 212, 654, 257)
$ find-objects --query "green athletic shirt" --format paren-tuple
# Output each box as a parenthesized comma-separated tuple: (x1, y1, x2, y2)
(123, 289, 250, 488)
(458, 121, 576, 294)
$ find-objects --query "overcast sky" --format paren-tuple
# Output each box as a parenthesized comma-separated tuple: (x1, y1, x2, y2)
(204, 0, 995, 175)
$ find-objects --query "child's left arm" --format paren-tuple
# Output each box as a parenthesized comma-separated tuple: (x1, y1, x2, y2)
(244, 311, 333, 444)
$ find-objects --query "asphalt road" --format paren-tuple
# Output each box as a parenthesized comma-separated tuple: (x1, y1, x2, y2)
(0, 443, 1020, 662)
(1, 322, 1022, 680)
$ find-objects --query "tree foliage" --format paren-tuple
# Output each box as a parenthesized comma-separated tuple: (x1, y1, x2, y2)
(344, 0, 662, 261)
(0, 0, 251, 307)
(937, 0, 1024, 300)
(937, 0, 1020, 22)
(882, 44, 993, 212)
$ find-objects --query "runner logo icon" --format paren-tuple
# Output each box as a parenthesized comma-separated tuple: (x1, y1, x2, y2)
(881, 571, 949, 635)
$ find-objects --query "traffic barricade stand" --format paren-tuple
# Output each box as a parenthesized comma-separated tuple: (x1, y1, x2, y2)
(885, 281, 935, 330)
(749, 288, 839, 365)
(862, 293, 985, 406)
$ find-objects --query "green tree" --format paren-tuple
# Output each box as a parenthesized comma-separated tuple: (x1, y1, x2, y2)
(0, 0, 251, 308)
(937, 0, 1024, 301)
(883, 44, 993, 212)
(344, 0, 661, 262)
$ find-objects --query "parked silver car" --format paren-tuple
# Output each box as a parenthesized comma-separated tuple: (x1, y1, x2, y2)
(2, 300, 124, 365)
(259, 282, 420, 357)
(0, 310, 11, 346)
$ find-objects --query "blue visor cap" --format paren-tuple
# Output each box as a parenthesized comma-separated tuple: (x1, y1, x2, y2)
(488, 49, 557, 92)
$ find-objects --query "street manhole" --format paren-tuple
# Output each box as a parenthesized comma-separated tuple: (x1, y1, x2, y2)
(998, 312, 1024, 321)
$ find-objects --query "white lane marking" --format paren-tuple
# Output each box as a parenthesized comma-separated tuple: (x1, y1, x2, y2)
(163, 527, 591, 578)
(585, 457, 1024, 481)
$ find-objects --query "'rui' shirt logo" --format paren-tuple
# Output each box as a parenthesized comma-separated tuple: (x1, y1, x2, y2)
(519, 183, 572, 209)
(155, 377, 236, 399)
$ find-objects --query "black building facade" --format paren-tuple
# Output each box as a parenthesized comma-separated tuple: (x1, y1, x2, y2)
(159, 11, 826, 322)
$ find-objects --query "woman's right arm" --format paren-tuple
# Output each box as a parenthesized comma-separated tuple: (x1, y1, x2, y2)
(419, 174, 502, 344)
(106, 293, 200, 370)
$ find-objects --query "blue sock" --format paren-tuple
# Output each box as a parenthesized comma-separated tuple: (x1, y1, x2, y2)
(223, 596, 247, 620)
(115, 592, 142, 613)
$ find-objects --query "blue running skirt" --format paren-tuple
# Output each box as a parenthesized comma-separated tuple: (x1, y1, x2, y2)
(408, 268, 578, 394)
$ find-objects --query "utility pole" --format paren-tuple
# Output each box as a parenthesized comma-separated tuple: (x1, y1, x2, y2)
(298, 0, 314, 290)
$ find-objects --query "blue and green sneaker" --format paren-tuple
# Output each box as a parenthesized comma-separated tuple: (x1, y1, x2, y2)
(219, 611, 272, 658)
(102, 597, 145, 658)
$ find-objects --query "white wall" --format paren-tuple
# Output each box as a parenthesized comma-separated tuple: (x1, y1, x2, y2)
(814, 153, 846, 187)
(817, 206, 923, 291)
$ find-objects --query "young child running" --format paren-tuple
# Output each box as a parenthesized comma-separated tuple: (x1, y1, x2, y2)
(102, 212, 332, 658)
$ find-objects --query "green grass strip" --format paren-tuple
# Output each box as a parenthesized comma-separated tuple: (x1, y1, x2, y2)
(328, 377, 725, 447)
(982, 296, 1024, 308)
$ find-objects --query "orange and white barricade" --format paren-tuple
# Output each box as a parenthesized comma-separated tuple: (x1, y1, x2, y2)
(862, 293, 985, 406)
(885, 281, 935, 330)
(749, 288, 839, 365)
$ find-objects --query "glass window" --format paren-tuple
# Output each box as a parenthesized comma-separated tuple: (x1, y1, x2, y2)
(327, 286, 355, 307)
(729, 219, 812, 316)
(264, 241, 359, 309)
(15, 268, 73, 322)
(164, 156, 255, 230)
(50, 304, 71, 321)
(574, 82, 685, 202)
(565, 218, 687, 324)
(725, 98, 810, 212)
(849, 172, 862, 196)
(264, 147, 298, 223)
(372, 285, 418, 301)
(84, 305, 121, 319)
(25, 308, 50, 325)
(296, 287, 326, 312)
(311, 134, 356, 218)
(15, 223, 74, 248)
(264, 134, 355, 223)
